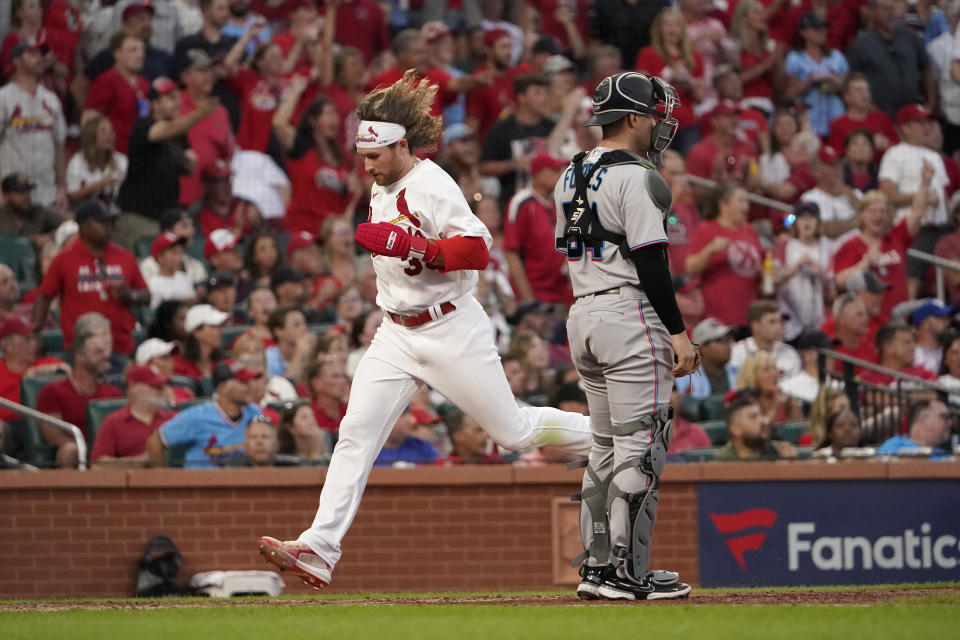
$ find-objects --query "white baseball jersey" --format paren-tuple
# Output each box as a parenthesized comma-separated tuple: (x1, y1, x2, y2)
(553, 147, 669, 297)
(878, 142, 949, 225)
(0, 82, 66, 206)
(367, 158, 492, 314)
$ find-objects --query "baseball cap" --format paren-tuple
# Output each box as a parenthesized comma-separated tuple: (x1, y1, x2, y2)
(1, 173, 34, 192)
(543, 55, 575, 75)
(483, 28, 510, 47)
(202, 158, 231, 181)
(797, 11, 828, 29)
(10, 42, 49, 59)
(126, 364, 169, 387)
(530, 152, 568, 175)
(896, 104, 933, 126)
(793, 201, 820, 218)
(204, 228, 239, 259)
(135, 337, 176, 365)
(443, 123, 475, 146)
(150, 231, 187, 258)
(692, 317, 732, 344)
(672, 274, 700, 294)
(532, 35, 561, 56)
(817, 145, 840, 165)
(286, 231, 320, 258)
(795, 329, 833, 351)
(184, 303, 229, 333)
(184, 48, 215, 71)
(0, 316, 36, 340)
(147, 76, 178, 101)
(75, 199, 119, 224)
(555, 380, 587, 405)
(206, 272, 236, 289)
(270, 265, 308, 289)
(911, 300, 954, 327)
(408, 405, 442, 426)
(54, 220, 79, 250)
(846, 270, 892, 294)
(708, 99, 741, 121)
(122, 0, 156, 21)
(212, 359, 263, 387)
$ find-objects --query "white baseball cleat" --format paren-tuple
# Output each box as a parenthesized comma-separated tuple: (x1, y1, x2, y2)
(257, 536, 331, 590)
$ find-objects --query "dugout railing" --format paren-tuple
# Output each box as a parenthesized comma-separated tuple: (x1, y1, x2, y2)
(816, 348, 960, 446)
(0, 396, 86, 470)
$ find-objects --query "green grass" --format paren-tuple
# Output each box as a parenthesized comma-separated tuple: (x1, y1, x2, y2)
(2, 586, 958, 640)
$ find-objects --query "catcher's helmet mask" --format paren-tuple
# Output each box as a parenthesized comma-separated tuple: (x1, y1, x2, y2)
(585, 72, 680, 158)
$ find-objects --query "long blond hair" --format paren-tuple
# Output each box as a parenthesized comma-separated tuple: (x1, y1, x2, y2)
(735, 351, 776, 389)
(730, 0, 768, 55)
(650, 9, 695, 68)
(357, 70, 444, 152)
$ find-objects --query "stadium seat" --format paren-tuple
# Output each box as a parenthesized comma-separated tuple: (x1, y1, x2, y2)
(774, 421, 809, 444)
(166, 443, 189, 468)
(85, 398, 129, 447)
(186, 236, 206, 262)
(132, 327, 147, 348)
(680, 447, 719, 462)
(680, 395, 701, 420)
(699, 420, 728, 446)
(0, 236, 36, 283)
(307, 323, 336, 336)
(19, 374, 67, 467)
(134, 235, 154, 260)
(197, 377, 214, 397)
(698, 394, 726, 421)
(795, 446, 816, 460)
(222, 324, 253, 349)
(169, 375, 198, 393)
(39, 329, 64, 355)
(177, 397, 209, 411)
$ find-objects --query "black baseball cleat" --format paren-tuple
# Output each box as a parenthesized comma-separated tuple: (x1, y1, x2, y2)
(597, 566, 692, 601)
(576, 565, 605, 600)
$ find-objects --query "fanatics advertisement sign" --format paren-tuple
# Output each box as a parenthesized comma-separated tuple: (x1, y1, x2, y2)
(697, 481, 960, 587)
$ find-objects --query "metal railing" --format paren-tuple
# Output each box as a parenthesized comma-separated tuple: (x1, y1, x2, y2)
(0, 396, 87, 470)
(817, 348, 957, 445)
(685, 174, 793, 212)
(906, 249, 960, 303)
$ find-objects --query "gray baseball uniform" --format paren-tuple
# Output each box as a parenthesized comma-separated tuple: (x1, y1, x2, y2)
(554, 146, 674, 572)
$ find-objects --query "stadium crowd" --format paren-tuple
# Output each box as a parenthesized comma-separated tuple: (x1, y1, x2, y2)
(1, 0, 959, 469)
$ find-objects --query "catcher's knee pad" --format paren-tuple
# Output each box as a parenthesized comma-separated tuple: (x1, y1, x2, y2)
(569, 434, 614, 567)
(609, 407, 673, 582)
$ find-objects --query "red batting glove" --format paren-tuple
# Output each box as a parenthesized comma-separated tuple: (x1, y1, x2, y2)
(355, 222, 440, 263)
(355, 222, 411, 258)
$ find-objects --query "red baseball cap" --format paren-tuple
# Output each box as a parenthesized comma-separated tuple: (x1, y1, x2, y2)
(204, 228, 239, 259)
(122, 0, 156, 22)
(147, 76, 178, 101)
(709, 99, 741, 121)
(409, 405, 442, 426)
(286, 231, 320, 258)
(212, 359, 263, 387)
(530, 152, 568, 176)
(150, 231, 187, 258)
(483, 28, 510, 47)
(896, 104, 933, 126)
(202, 159, 231, 181)
(126, 364, 169, 387)
(0, 316, 36, 340)
(817, 144, 840, 165)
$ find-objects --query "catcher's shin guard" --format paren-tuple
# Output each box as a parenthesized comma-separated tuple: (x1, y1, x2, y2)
(608, 406, 673, 583)
(568, 434, 614, 569)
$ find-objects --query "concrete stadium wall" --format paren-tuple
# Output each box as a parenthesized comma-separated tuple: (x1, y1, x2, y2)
(0, 462, 954, 598)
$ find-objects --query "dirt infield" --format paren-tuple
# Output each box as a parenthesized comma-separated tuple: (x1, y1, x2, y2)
(1, 588, 952, 611)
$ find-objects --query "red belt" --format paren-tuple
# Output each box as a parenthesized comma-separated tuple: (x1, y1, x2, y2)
(388, 301, 456, 328)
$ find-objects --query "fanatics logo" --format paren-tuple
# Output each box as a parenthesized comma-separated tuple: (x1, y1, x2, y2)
(709, 508, 778, 571)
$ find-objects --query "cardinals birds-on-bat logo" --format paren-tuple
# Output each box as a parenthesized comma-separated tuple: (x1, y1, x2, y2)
(368, 126, 379, 138)
(395, 188, 421, 228)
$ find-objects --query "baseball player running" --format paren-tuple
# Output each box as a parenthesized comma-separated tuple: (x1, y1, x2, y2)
(555, 72, 700, 601)
(257, 72, 592, 589)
